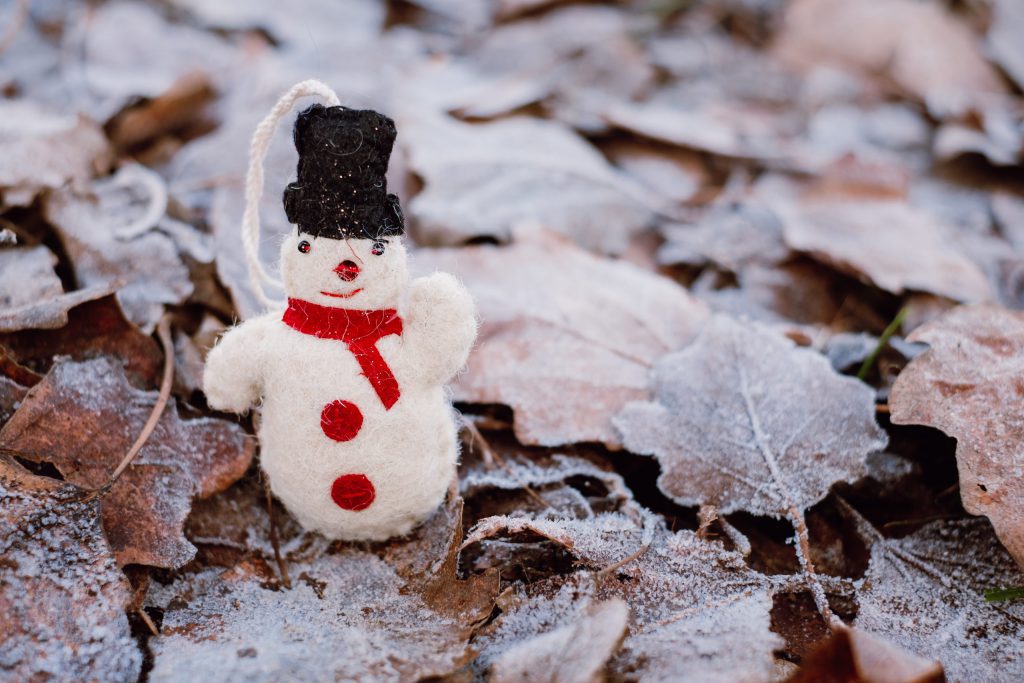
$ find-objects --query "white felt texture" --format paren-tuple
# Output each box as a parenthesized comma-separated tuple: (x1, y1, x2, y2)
(204, 234, 477, 541)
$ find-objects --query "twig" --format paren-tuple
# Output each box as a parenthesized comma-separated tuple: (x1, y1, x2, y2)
(264, 477, 291, 589)
(82, 314, 174, 501)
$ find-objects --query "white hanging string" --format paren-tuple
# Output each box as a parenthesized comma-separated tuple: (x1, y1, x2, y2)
(242, 79, 341, 309)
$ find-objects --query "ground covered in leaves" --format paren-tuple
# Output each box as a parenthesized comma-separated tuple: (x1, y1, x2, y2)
(1, 0, 1023, 681)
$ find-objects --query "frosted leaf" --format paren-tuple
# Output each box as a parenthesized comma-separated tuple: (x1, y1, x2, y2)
(781, 199, 994, 303)
(0, 376, 28, 425)
(0, 357, 253, 569)
(0, 458, 141, 682)
(149, 551, 472, 683)
(890, 304, 1024, 566)
(491, 598, 629, 683)
(0, 100, 112, 206)
(414, 229, 708, 447)
(854, 519, 1024, 681)
(614, 315, 887, 516)
(472, 516, 781, 683)
(44, 166, 202, 331)
(0, 246, 116, 333)
(399, 112, 660, 254)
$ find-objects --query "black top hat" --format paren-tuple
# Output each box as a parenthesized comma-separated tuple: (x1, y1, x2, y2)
(283, 104, 405, 240)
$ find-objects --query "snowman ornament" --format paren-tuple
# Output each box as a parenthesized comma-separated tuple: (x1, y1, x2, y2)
(203, 83, 477, 541)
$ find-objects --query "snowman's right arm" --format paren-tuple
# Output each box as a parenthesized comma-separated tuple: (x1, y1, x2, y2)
(202, 314, 275, 414)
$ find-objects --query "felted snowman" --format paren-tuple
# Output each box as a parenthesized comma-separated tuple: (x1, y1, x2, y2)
(203, 85, 477, 541)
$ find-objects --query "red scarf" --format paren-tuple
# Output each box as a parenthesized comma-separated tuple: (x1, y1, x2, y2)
(282, 298, 404, 409)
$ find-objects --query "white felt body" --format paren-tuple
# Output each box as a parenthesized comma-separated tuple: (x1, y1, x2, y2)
(204, 235, 477, 540)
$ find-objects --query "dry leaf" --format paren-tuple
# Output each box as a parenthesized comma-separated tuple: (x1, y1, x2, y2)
(148, 551, 473, 683)
(781, 199, 994, 303)
(45, 164, 201, 330)
(774, 0, 1006, 116)
(890, 304, 1024, 566)
(0, 99, 111, 206)
(0, 293, 163, 384)
(855, 518, 1024, 681)
(415, 229, 708, 447)
(614, 315, 886, 516)
(490, 598, 629, 683)
(0, 357, 253, 568)
(0, 246, 113, 334)
(604, 141, 709, 206)
(0, 457, 142, 682)
(786, 626, 943, 683)
(400, 113, 659, 254)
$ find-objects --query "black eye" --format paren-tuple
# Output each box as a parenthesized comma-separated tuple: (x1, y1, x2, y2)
(371, 241, 385, 256)
(298, 240, 311, 254)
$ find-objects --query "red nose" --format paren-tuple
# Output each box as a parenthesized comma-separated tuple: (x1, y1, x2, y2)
(334, 260, 360, 282)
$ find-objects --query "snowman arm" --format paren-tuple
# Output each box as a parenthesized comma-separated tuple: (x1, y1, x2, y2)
(404, 272, 478, 385)
(202, 317, 270, 414)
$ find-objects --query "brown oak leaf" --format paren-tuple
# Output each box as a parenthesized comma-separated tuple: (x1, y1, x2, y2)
(0, 356, 253, 568)
(890, 304, 1024, 566)
(0, 457, 142, 682)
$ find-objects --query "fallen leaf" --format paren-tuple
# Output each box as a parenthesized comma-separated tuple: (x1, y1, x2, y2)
(0, 246, 114, 334)
(890, 304, 1024, 566)
(786, 626, 943, 683)
(490, 598, 629, 683)
(854, 518, 1024, 681)
(45, 164, 202, 330)
(0, 457, 142, 682)
(0, 99, 112, 207)
(148, 551, 473, 683)
(773, 0, 1007, 116)
(415, 229, 708, 447)
(400, 113, 660, 254)
(614, 315, 887, 517)
(0, 357, 253, 568)
(781, 198, 994, 303)
(0, 293, 163, 384)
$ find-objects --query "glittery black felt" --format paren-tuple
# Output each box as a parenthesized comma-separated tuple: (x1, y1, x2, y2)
(283, 104, 405, 240)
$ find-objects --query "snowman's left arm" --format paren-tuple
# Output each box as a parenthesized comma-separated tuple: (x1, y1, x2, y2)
(403, 272, 477, 385)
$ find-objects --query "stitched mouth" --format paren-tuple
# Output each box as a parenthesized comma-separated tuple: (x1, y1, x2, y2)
(320, 288, 364, 299)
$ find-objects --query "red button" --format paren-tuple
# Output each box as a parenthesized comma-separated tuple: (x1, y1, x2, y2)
(331, 474, 375, 511)
(320, 400, 362, 442)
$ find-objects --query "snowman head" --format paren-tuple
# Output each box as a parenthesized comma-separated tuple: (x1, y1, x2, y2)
(280, 104, 407, 310)
(280, 233, 408, 309)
